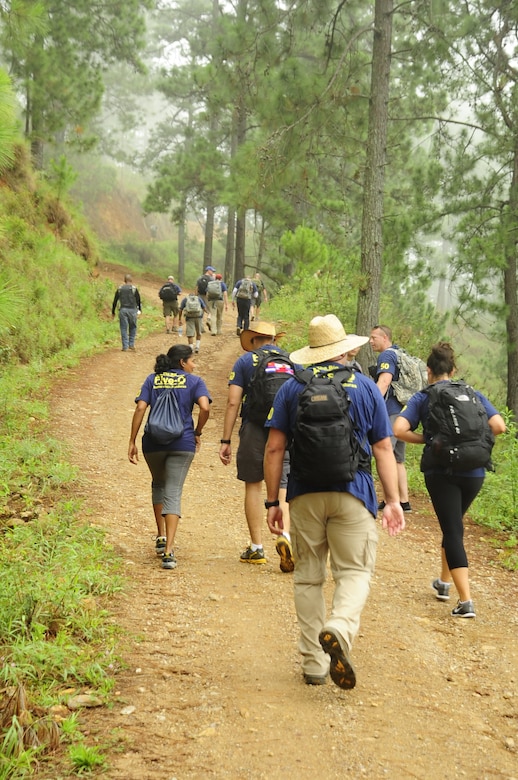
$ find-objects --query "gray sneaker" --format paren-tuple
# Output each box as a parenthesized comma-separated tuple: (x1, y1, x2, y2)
(432, 578, 451, 601)
(162, 552, 177, 570)
(451, 600, 476, 618)
(155, 536, 166, 556)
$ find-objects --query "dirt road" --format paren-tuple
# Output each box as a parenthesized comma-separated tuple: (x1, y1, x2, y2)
(49, 271, 517, 779)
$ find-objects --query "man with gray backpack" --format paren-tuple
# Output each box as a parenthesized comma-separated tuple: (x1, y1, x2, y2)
(232, 276, 258, 334)
(369, 324, 426, 512)
(179, 293, 207, 353)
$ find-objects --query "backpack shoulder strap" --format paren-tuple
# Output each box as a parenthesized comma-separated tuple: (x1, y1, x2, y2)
(293, 367, 315, 386)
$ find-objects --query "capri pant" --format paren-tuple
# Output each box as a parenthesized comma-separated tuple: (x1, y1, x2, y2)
(424, 472, 484, 570)
(143, 450, 195, 516)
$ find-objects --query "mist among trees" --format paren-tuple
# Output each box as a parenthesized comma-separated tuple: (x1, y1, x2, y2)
(0, 0, 517, 413)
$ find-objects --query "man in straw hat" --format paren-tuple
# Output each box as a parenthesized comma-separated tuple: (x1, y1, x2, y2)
(264, 314, 405, 689)
(219, 321, 295, 571)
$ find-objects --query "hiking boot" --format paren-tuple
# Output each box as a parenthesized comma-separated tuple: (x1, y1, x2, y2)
(240, 546, 266, 564)
(319, 629, 356, 690)
(155, 536, 166, 556)
(303, 673, 327, 686)
(451, 599, 476, 618)
(236, 327, 241, 336)
(432, 578, 451, 601)
(162, 552, 177, 570)
(400, 501, 412, 512)
(275, 535, 294, 573)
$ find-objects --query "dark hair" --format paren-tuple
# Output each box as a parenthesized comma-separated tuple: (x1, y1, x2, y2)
(372, 324, 392, 340)
(154, 344, 193, 373)
(427, 341, 456, 377)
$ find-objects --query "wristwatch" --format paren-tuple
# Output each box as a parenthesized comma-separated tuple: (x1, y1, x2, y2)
(264, 500, 280, 509)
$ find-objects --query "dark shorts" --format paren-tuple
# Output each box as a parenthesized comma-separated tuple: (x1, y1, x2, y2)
(236, 421, 289, 486)
(163, 301, 179, 317)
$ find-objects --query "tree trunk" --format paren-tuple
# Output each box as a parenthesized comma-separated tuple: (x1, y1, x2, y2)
(225, 206, 236, 285)
(355, 0, 393, 366)
(504, 143, 518, 417)
(203, 200, 215, 270)
(234, 97, 247, 280)
(235, 206, 246, 281)
(177, 203, 186, 285)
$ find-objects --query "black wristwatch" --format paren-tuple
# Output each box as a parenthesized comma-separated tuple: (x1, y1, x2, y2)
(264, 500, 280, 509)
(195, 430, 202, 436)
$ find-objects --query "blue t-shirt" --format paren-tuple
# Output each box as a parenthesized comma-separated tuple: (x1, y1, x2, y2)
(135, 370, 211, 453)
(398, 380, 498, 477)
(375, 345, 402, 415)
(265, 362, 393, 517)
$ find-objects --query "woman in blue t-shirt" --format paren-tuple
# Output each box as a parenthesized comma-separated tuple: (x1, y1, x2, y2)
(128, 344, 211, 570)
(393, 342, 505, 618)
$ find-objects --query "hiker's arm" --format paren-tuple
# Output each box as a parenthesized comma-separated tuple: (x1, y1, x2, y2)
(372, 437, 405, 536)
(219, 384, 243, 464)
(392, 415, 424, 444)
(128, 400, 147, 464)
(194, 396, 210, 450)
(376, 372, 393, 396)
(488, 413, 506, 436)
(264, 427, 287, 535)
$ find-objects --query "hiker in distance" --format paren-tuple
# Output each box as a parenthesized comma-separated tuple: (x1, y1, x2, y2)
(232, 276, 258, 334)
(264, 314, 405, 690)
(178, 292, 207, 353)
(393, 341, 505, 618)
(369, 325, 412, 512)
(128, 344, 211, 570)
(158, 275, 182, 334)
(219, 321, 295, 572)
(111, 273, 142, 351)
(196, 266, 216, 332)
(206, 273, 229, 335)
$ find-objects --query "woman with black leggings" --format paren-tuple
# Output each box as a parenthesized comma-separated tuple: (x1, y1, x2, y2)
(393, 342, 505, 618)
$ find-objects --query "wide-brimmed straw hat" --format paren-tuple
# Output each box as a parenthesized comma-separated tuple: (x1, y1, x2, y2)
(290, 315, 368, 365)
(240, 321, 286, 352)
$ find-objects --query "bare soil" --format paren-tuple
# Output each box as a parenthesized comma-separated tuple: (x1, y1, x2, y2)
(47, 268, 517, 779)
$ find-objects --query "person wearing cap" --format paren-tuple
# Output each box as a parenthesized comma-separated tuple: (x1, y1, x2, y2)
(264, 314, 405, 689)
(196, 266, 216, 331)
(158, 275, 182, 334)
(206, 273, 228, 336)
(219, 321, 295, 571)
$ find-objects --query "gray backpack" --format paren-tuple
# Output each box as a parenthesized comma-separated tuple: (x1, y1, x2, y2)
(236, 279, 253, 299)
(207, 280, 223, 300)
(388, 347, 428, 404)
(184, 294, 202, 318)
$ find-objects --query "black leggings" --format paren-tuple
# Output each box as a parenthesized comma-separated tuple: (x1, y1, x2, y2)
(424, 473, 484, 570)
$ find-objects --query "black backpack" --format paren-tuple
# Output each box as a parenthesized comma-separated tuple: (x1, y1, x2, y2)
(423, 380, 495, 472)
(159, 283, 179, 302)
(290, 367, 366, 487)
(196, 274, 210, 295)
(246, 348, 295, 426)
